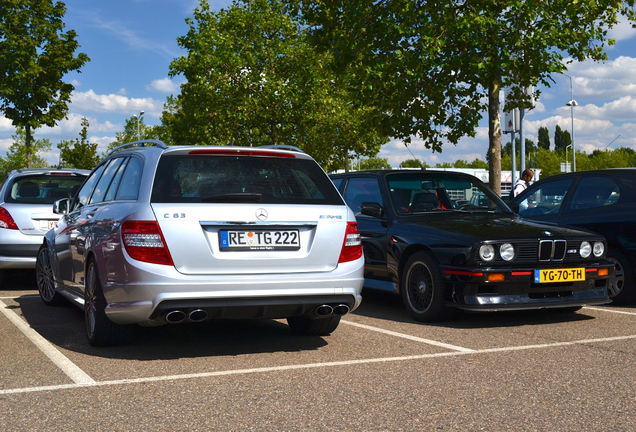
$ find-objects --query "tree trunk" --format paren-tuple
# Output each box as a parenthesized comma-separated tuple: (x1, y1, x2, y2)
(488, 80, 502, 195)
(25, 125, 33, 168)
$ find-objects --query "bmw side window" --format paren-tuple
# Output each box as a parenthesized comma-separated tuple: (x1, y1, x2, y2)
(343, 178, 383, 215)
(74, 163, 108, 210)
(567, 176, 620, 211)
(517, 178, 573, 216)
(331, 178, 343, 191)
(116, 157, 143, 200)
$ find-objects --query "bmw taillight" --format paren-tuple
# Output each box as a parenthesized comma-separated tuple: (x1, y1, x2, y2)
(338, 222, 363, 263)
(122, 221, 174, 266)
(0, 207, 18, 230)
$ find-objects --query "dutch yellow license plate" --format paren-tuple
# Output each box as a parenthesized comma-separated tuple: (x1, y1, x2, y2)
(534, 268, 585, 283)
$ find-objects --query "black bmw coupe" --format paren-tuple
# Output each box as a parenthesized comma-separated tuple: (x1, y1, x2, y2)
(330, 170, 614, 322)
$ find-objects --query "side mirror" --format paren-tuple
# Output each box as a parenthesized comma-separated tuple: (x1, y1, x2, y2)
(53, 198, 70, 215)
(507, 201, 520, 213)
(360, 202, 383, 218)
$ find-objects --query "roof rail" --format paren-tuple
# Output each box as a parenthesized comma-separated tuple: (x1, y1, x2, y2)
(108, 139, 168, 156)
(258, 144, 305, 153)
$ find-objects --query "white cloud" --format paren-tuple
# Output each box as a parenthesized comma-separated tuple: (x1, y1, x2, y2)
(147, 77, 180, 93)
(608, 18, 636, 42)
(0, 116, 14, 132)
(70, 90, 164, 116)
(566, 57, 636, 99)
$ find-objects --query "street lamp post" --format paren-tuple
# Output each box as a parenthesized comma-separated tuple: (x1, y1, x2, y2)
(135, 110, 145, 140)
(565, 144, 572, 172)
(563, 74, 577, 171)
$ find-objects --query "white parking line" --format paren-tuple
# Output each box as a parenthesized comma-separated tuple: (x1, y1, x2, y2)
(0, 300, 95, 385)
(583, 306, 636, 316)
(2, 333, 635, 396)
(341, 319, 475, 352)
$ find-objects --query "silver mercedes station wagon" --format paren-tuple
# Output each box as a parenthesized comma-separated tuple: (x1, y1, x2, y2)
(36, 141, 364, 346)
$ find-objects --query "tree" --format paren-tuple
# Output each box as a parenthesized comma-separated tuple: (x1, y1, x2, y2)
(453, 158, 489, 169)
(294, 0, 636, 193)
(554, 125, 572, 152)
(0, 0, 90, 166)
(57, 117, 100, 169)
(359, 157, 391, 170)
(400, 159, 425, 169)
(105, 115, 162, 154)
(166, 0, 387, 171)
(537, 126, 550, 150)
(0, 128, 51, 179)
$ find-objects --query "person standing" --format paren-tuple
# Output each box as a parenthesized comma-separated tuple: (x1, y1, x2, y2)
(513, 169, 534, 197)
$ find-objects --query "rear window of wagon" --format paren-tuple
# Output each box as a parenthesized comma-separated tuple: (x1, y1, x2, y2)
(150, 154, 344, 205)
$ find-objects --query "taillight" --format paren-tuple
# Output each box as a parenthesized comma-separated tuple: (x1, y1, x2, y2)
(122, 221, 174, 266)
(338, 222, 363, 263)
(0, 207, 19, 230)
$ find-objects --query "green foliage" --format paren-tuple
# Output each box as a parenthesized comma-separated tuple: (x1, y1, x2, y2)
(502, 137, 537, 160)
(57, 117, 100, 169)
(400, 159, 426, 168)
(166, 0, 388, 171)
(554, 125, 572, 152)
(359, 157, 391, 170)
(0, 128, 51, 179)
(294, 0, 636, 190)
(0, 0, 89, 165)
(451, 158, 489, 169)
(105, 115, 165, 154)
(501, 145, 636, 179)
(537, 127, 550, 150)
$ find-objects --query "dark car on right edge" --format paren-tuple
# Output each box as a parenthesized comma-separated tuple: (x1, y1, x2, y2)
(510, 168, 636, 305)
(330, 170, 614, 322)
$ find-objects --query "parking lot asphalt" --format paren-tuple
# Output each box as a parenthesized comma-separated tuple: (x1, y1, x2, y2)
(1, 269, 636, 431)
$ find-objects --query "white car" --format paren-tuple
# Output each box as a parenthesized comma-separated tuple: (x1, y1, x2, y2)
(36, 141, 364, 346)
(0, 168, 89, 286)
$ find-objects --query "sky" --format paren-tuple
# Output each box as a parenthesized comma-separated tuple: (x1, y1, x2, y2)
(2, 0, 636, 169)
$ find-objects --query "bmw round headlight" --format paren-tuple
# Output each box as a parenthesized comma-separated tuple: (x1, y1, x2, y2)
(593, 241, 605, 257)
(479, 244, 496, 261)
(500, 243, 515, 261)
(580, 241, 591, 258)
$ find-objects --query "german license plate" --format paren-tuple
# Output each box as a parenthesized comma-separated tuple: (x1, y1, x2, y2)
(534, 268, 585, 283)
(219, 230, 300, 251)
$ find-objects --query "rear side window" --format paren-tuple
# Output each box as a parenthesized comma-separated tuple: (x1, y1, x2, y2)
(6, 174, 87, 204)
(567, 176, 620, 211)
(151, 154, 343, 205)
(116, 157, 143, 200)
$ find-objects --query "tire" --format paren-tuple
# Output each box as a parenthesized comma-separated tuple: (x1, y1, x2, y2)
(401, 251, 449, 322)
(84, 259, 130, 346)
(607, 249, 636, 305)
(287, 315, 341, 336)
(36, 245, 68, 306)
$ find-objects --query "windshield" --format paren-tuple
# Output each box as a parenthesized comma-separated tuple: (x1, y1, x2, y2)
(386, 172, 510, 215)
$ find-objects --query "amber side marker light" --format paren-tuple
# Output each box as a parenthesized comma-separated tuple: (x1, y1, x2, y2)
(487, 273, 506, 282)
